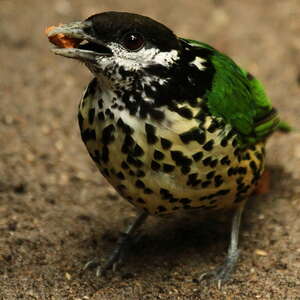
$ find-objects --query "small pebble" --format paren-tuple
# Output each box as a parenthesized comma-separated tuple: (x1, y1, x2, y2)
(255, 249, 268, 256)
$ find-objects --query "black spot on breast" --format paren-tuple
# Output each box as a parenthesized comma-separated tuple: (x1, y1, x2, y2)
(102, 124, 115, 145)
(214, 175, 224, 187)
(238, 167, 247, 175)
(207, 119, 220, 133)
(78, 112, 84, 131)
(127, 155, 143, 168)
(250, 161, 257, 171)
(202, 181, 211, 188)
(84, 78, 97, 99)
(98, 99, 103, 109)
(145, 123, 158, 144)
(121, 161, 129, 169)
(195, 111, 206, 123)
(88, 108, 95, 124)
(135, 179, 145, 189)
(220, 138, 228, 147)
(150, 109, 165, 121)
(203, 139, 214, 151)
(232, 138, 238, 148)
(226, 130, 235, 140)
(102, 168, 110, 177)
(133, 144, 144, 156)
(121, 135, 135, 154)
(105, 108, 114, 120)
(181, 166, 191, 174)
(210, 158, 218, 168)
(227, 167, 237, 176)
(92, 150, 101, 163)
(144, 188, 153, 194)
(151, 160, 161, 171)
(98, 112, 105, 121)
(171, 151, 192, 167)
(236, 180, 247, 192)
(154, 150, 164, 160)
(117, 118, 133, 135)
(187, 173, 197, 184)
(102, 146, 109, 163)
(217, 189, 230, 196)
(177, 106, 193, 119)
(234, 149, 240, 158)
(187, 173, 202, 186)
(202, 156, 212, 167)
(160, 138, 172, 150)
(220, 156, 231, 165)
(137, 198, 146, 204)
(160, 188, 170, 198)
(243, 152, 251, 160)
(192, 151, 203, 162)
(116, 171, 125, 180)
(206, 171, 215, 180)
(180, 198, 192, 205)
(81, 128, 96, 142)
(179, 128, 206, 145)
(163, 164, 175, 173)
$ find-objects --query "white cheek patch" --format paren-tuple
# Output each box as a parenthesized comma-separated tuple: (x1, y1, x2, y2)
(107, 43, 179, 71)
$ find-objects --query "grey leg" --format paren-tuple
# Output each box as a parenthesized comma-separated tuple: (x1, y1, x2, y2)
(83, 211, 148, 276)
(199, 204, 244, 288)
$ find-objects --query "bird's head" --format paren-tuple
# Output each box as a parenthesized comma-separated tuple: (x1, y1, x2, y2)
(47, 12, 182, 88)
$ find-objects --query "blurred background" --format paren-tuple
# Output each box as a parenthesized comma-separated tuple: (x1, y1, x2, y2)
(0, 0, 299, 299)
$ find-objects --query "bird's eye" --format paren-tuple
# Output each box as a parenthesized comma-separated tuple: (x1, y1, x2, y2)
(122, 32, 145, 51)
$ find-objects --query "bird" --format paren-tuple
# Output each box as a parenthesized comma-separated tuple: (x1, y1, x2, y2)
(47, 11, 283, 286)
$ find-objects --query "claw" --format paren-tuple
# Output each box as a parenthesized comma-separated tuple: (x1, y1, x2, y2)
(96, 266, 103, 277)
(198, 265, 234, 288)
(82, 257, 100, 271)
(82, 211, 148, 277)
(217, 279, 222, 290)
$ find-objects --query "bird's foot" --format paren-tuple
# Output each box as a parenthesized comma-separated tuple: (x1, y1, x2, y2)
(83, 231, 141, 276)
(83, 212, 148, 277)
(198, 250, 240, 289)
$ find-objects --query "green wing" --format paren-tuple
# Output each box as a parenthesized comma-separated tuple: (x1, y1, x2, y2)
(184, 38, 280, 147)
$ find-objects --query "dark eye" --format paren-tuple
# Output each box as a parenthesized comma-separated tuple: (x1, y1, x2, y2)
(122, 32, 145, 51)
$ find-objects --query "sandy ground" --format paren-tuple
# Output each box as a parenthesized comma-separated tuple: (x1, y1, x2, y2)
(0, 0, 299, 299)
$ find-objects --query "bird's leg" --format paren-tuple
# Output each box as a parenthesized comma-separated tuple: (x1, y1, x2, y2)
(83, 211, 148, 276)
(199, 204, 244, 288)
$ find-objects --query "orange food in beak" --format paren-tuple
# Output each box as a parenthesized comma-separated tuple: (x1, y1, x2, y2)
(45, 25, 80, 48)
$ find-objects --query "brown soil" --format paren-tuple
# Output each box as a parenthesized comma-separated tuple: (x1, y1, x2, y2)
(0, 0, 299, 299)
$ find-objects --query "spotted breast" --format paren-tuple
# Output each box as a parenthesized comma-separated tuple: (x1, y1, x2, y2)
(79, 78, 265, 216)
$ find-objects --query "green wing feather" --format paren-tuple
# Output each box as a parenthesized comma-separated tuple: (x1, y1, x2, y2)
(184, 39, 280, 147)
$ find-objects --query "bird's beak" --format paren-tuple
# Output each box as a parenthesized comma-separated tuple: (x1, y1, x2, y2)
(46, 21, 113, 61)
